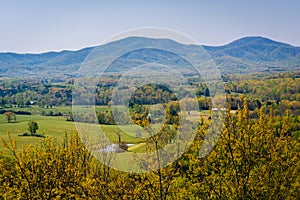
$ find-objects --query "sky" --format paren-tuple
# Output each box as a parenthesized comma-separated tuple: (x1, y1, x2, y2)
(0, 0, 299, 53)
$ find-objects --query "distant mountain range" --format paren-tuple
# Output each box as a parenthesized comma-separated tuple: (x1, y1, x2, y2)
(0, 36, 299, 78)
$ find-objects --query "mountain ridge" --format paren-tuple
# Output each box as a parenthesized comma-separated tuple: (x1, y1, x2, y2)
(0, 36, 300, 78)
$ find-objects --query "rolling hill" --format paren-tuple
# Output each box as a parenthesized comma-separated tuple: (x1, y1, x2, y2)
(0, 36, 299, 78)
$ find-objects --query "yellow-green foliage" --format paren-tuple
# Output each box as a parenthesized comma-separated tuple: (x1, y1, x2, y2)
(0, 104, 299, 199)
(176, 103, 299, 199)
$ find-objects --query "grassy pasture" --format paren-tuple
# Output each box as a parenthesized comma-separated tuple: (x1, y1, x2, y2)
(4, 105, 110, 115)
(0, 107, 207, 157)
(0, 115, 76, 154)
(0, 114, 145, 154)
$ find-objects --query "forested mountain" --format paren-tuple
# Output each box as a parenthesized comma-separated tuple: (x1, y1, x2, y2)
(203, 36, 300, 73)
(0, 36, 300, 78)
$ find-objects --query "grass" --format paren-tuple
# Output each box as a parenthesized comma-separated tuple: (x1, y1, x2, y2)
(180, 110, 210, 121)
(128, 142, 147, 153)
(0, 114, 145, 155)
(0, 115, 76, 153)
(3, 105, 110, 115)
(0, 114, 76, 136)
(0, 108, 209, 158)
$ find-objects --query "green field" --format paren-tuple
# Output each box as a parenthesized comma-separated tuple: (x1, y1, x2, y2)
(0, 114, 74, 153)
(0, 107, 209, 156)
(4, 105, 110, 115)
(0, 113, 147, 154)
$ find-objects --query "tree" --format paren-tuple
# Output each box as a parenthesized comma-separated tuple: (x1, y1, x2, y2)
(181, 102, 299, 199)
(27, 121, 39, 135)
(204, 87, 210, 97)
(0, 104, 299, 199)
(3, 112, 16, 123)
(0, 97, 7, 108)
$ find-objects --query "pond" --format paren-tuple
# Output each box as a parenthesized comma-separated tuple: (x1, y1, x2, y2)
(99, 143, 134, 152)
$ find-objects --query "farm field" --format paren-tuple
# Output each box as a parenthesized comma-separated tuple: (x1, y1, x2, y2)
(0, 108, 211, 156)
(3, 105, 110, 115)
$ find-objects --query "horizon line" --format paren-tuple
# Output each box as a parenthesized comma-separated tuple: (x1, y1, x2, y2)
(0, 35, 298, 55)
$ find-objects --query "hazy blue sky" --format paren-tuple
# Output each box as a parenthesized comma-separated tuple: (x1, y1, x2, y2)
(1, 0, 299, 53)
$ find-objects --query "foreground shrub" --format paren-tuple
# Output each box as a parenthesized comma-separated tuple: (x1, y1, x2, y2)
(0, 104, 299, 199)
